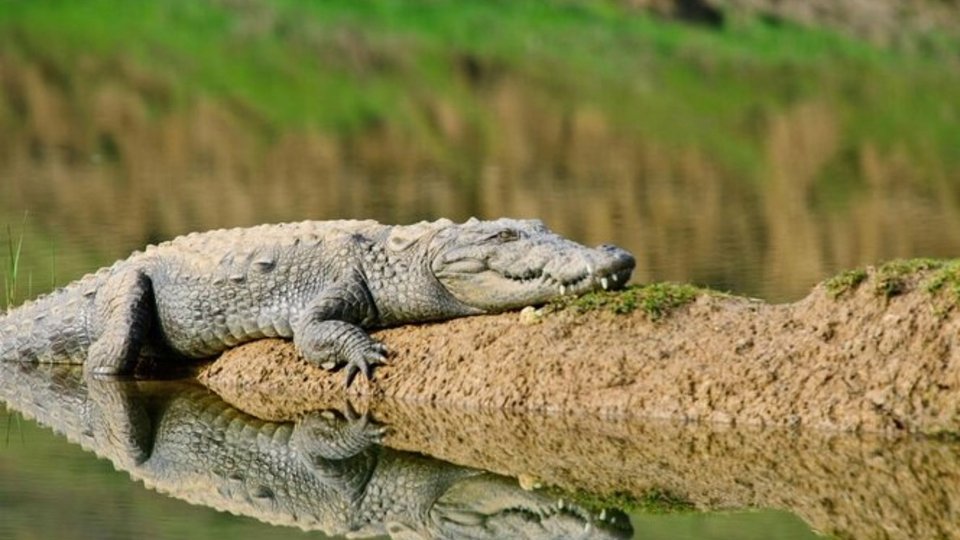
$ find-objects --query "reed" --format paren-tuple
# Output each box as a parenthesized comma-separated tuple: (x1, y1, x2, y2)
(3, 217, 26, 311)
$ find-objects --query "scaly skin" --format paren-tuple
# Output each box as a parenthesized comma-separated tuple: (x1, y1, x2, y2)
(0, 362, 633, 539)
(0, 218, 635, 384)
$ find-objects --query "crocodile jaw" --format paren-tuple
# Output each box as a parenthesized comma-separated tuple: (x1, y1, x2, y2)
(431, 218, 635, 312)
(428, 474, 633, 540)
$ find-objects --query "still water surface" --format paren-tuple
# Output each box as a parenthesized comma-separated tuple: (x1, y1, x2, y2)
(2, 356, 960, 538)
(0, 364, 827, 539)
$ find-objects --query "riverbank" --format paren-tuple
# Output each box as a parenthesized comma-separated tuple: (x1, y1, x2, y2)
(202, 259, 960, 436)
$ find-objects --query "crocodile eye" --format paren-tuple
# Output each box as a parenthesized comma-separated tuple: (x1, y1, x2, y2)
(495, 229, 520, 242)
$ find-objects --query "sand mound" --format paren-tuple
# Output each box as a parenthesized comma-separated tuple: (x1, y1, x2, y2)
(201, 261, 960, 435)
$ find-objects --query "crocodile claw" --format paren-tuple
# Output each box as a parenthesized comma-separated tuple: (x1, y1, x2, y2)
(293, 405, 387, 462)
(343, 401, 390, 441)
(344, 341, 388, 388)
(295, 320, 388, 388)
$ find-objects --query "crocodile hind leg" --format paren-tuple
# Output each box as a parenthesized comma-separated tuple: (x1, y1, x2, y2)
(85, 377, 153, 467)
(86, 269, 154, 376)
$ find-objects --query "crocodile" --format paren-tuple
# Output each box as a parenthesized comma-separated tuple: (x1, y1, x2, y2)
(0, 218, 634, 384)
(0, 361, 633, 539)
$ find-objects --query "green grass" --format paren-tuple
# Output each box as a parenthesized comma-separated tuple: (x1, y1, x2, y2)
(874, 258, 944, 299)
(552, 486, 696, 514)
(925, 430, 960, 443)
(555, 283, 707, 320)
(3, 217, 26, 310)
(576, 259, 960, 315)
(923, 260, 960, 303)
(824, 268, 868, 298)
(0, 210, 89, 307)
(824, 258, 960, 303)
(1, 0, 958, 179)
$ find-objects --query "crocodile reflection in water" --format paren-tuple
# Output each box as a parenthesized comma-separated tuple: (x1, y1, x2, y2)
(0, 362, 631, 540)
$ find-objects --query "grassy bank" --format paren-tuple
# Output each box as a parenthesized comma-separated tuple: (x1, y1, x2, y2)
(1, 0, 958, 178)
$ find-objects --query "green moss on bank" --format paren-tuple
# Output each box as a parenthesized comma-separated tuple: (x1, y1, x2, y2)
(554, 282, 707, 320)
(823, 258, 960, 304)
(923, 260, 960, 303)
(572, 259, 960, 318)
(549, 486, 696, 515)
(874, 258, 944, 299)
(925, 430, 960, 443)
(824, 268, 868, 298)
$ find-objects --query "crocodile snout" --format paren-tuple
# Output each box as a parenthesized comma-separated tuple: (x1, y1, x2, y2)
(596, 244, 635, 289)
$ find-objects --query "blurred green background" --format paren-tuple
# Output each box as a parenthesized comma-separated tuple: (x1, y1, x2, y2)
(1, 0, 959, 302)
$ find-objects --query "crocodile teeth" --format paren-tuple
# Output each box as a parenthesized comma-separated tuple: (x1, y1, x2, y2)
(599, 509, 607, 520)
(601, 277, 609, 290)
(559, 284, 566, 296)
(557, 498, 565, 510)
(611, 274, 619, 283)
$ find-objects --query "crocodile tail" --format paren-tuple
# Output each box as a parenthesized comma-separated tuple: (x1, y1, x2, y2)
(0, 273, 102, 365)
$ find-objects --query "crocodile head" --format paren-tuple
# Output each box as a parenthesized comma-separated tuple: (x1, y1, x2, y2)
(427, 218, 635, 312)
(395, 473, 633, 540)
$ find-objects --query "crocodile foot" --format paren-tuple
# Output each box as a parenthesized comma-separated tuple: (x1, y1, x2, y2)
(292, 404, 388, 463)
(295, 320, 389, 387)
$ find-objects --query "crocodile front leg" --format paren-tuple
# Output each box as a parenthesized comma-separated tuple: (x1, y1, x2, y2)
(293, 276, 388, 387)
(290, 407, 385, 520)
(291, 406, 387, 463)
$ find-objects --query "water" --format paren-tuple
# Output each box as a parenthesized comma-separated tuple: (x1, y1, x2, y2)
(2, 363, 958, 539)
(0, 364, 828, 539)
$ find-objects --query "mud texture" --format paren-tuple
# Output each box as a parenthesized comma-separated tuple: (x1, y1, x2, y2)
(201, 266, 960, 435)
(188, 391, 960, 539)
(371, 404, 960, 540)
